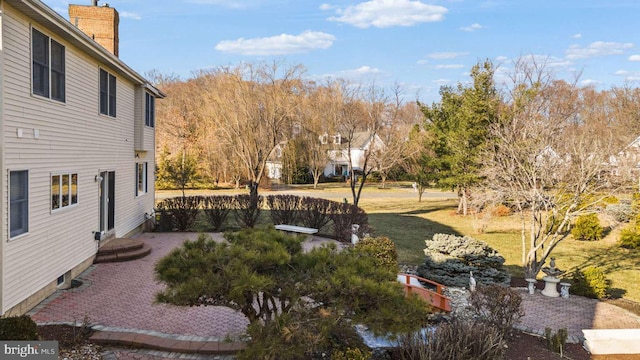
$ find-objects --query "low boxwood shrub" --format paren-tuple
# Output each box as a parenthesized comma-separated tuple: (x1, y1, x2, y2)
(570, 267, 609, 299)
(0, 315, 39, 340)
(571, 214, 604, 241)
(354, 236, 397, 273)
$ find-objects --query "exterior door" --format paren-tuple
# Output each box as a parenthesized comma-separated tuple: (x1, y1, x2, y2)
(99, 171, 115, 232)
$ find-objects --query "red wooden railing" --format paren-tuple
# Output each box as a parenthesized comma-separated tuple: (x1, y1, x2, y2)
(398, 273, 451, 312)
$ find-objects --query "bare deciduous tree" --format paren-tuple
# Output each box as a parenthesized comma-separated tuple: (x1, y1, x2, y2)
(482, 57, 631, 278)
(199, 61, 304, 199)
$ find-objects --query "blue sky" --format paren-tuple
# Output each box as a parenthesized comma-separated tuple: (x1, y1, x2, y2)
(50, 0, 640, 103)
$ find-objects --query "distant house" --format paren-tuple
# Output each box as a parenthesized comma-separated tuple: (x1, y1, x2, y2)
(323, 131, 384, 177)
(265, 144, 284, 180)
(0, 0, 164, 316)
(608, 136, 640, 179)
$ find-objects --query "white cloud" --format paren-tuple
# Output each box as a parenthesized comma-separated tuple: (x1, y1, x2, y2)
(120, 11, 142, 20)
(494, 55, 509, 63)
(580, 79, 602, 87)
(416, 59, 429, 65)
(565, 41, 634, 60)
(515, 54, 572, 70)
(626, 76, 640, 81)
(629, 55, 640, 61)
(319, 3, 333, 10)
(460, 23, 483, 32)
(571, 33, 582, 39)
(427, 51, 467, 59)
(615, 70, 629, 76)
(215, 31, 335, 55)
(325, 0, 448, 28)
(432, 79, 450, 85)
(435, 64, 464, 69)
(316, 65, 384, 83)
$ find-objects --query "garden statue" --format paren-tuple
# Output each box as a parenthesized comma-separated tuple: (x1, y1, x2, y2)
(469, 271, 476, 292)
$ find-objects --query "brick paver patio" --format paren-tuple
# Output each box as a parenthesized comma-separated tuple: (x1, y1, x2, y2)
(28, 231, 640, 358)
(30, 232, 249, 340)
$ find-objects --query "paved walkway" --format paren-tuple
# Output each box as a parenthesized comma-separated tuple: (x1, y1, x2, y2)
(28, 232, 640, 359)
(516, 288, 640, 343)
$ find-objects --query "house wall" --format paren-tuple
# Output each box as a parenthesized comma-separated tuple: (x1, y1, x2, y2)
(0, 3, 153, 314)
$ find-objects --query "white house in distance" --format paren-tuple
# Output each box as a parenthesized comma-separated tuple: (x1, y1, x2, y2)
(323, 131, 384, 177)
(0, 0, 164, 316)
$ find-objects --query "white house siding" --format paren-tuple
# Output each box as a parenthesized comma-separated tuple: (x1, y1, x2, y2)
(1, 4, 152, 313)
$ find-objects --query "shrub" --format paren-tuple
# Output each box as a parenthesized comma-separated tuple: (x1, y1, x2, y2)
(0, 315, 39, 340)
(156, 196, 203, 231)
(416, 233, 510, 287)
(605, 203, 634, 223)
(492, 204, 512, 217)
(298, 197, 334, 233)
(202, 195, 234, 231)
(354, 236, 398, 273)
(570, 267, 609, 299)
(233, 194, 263, 228)
(330, 203, 371, 242)
(395, 319, 505, 360)
(468, 284, 524, 338)
(571, 214, 604, 241)
(266, 195, 301, 225)
(619, 222, 640, 249)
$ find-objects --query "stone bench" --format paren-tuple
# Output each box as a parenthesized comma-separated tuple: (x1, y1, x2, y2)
(274, 224, 318, 235)
(583, 329, 640, 355)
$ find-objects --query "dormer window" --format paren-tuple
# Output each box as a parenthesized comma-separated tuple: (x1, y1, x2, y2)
(320, 133, 328, 144)
(332, 134, 341, 144)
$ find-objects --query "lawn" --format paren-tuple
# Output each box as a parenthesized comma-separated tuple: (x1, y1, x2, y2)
(157, 185, 640, 302)
(356, 194, 640, 303)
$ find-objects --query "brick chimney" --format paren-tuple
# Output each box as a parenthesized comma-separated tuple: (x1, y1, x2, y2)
(69, 1, 119, 56)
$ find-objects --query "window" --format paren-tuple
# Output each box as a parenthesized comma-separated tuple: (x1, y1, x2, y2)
(32, 28, 65, 102)
(333, 134, 342, 144)
(51, 173, 78, 211)
(100, 68, 116, 117)
(136, 162, 148, 196)
(10, 170, 29, 238)
(145, 92, 155, 127)
(320, 133, 328, 145)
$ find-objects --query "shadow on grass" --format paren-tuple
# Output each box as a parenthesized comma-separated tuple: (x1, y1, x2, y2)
(367, 212, 461, 265)
(570, 246, 640, 274)
(402, 205, 458, 216)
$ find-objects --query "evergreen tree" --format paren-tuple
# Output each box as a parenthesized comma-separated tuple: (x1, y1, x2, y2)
(155, 228, 430, 359)
(420, 60, 499, 214)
